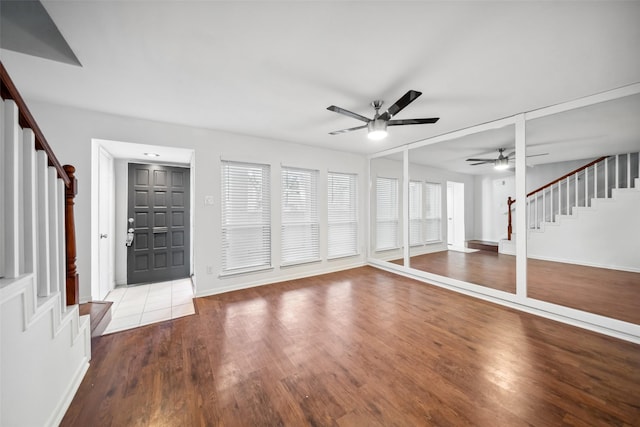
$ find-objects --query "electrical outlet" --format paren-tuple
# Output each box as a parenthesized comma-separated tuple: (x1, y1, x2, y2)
(206, 265, 213, 274)
(204, 196, 214, 205)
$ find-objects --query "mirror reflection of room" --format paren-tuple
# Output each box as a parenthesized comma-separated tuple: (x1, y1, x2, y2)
(525, 93, 640, 324)
(403, 124, 518, 294)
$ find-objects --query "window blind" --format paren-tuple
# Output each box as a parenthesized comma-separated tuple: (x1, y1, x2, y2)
(409, 180, 424, 246)
(425, 182, 442, 242)
(376, 177, 398, 251)
(221, 161, 271, 274)
(328, 172, 358, 259)
(281, 167, 319, 265)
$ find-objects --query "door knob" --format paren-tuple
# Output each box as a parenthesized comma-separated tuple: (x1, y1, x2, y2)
(100, 233, 108, 239)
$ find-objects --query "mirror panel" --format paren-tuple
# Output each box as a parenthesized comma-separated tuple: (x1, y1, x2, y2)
(525, 93, 640, 324)
(370, 154, 405, 266)
(407, 124, 517, 293)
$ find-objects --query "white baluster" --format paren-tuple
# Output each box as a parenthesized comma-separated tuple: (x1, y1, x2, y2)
(23, 129, 38, 276)
(37, 151, 51, 297)
(615, 154, 619, 189)
(542, 190, 546, 223)
(58, 179, 67, 313)
(3, 99, 20, 278)
(594, 163, 598, 198)
(550, 185, 553, 222)
(533, 194, 540, 229)
(585, 167, 589, 207)
(48, 167, 60, 295)
(605, 158, 609, 198)
(627, 153, 631, 188)
(567, 177, 571, 215)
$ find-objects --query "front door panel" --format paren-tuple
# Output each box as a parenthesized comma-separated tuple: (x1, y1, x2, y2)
(127, 163, 190, 285)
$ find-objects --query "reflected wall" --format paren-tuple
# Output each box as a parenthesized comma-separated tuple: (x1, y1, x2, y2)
(525, 93, 640, 324)
(368, 86, 640, 340)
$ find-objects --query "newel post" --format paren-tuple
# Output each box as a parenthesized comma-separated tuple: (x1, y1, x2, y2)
(507, 196, 515, 241)
(64, 164, 79, 305)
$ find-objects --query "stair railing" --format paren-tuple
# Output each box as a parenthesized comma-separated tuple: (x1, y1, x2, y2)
(1, 60, 79, 306)
(507, 153, 640, 240)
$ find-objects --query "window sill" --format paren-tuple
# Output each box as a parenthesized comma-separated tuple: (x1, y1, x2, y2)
(280, 258, 322, 268)
(219, 265, 274, 278)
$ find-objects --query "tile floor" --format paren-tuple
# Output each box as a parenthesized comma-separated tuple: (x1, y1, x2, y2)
(102, 278, 195, 335)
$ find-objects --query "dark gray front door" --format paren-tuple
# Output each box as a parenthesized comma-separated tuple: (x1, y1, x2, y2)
(127, 163, 190, 285)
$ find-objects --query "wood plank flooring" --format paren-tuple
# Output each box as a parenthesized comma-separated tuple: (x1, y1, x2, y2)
(61, 266, 640, 426)
(404, 251, 640, 324)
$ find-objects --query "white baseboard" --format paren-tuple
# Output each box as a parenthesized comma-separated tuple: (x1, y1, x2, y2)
(528, 254, 640, 273)
(195, 261, 366, 298)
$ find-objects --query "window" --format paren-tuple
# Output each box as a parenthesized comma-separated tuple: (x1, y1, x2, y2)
(409, 180, 424, 246)
(328, 172, 358, 259)
(221, 161, 271, 274)
(425, 182, 442, 242)
(376, 177, 398, 251)
(281, 167, 319, 265)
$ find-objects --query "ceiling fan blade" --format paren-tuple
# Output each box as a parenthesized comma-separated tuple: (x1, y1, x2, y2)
(470, 161, 493, 166)
(387, 117, 440, 126)
(466, 158, 495, 162)
(507, 151, 516, 158)
(328, 124, 368, 135)
(378, 90, 422, 121)
(327, 105, 371, 123)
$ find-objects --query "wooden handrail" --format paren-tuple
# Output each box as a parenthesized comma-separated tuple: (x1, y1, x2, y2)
(0, 61, 70, 187)
(506, 155, 609, 241)
(526, 156, 608, 198)
(1, 61, 79, 305)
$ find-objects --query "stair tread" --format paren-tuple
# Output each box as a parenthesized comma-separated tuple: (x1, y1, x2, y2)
(466, 240, 499, 252)
(79, 301, 113, 337)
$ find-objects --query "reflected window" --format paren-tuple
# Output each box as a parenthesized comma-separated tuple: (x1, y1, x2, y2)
(409, 181, 424, 246)
(425, 182, 442, 243)
(376, 177, 399, 251)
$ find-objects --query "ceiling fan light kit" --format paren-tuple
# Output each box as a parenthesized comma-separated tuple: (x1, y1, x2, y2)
(367, 118, 388, 140)
(327, 90, 439, 140)
(494, 158, 510, 170)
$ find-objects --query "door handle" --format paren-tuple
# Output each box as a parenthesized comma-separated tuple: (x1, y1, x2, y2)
(125, 228, 135, 247)
(100, 233, 108, 239)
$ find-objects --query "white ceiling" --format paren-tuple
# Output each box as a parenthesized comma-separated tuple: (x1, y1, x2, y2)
(1, 1, 640, 156)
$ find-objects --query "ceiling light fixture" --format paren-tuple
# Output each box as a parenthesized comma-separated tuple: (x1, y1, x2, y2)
(144, 152, 160, 157)
(494, 157, 509, 170)
(367, 119, 388, 140)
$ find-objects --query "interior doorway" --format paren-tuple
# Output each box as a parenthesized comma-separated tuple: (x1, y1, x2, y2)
(91, 139, 194, 301)
(447, 181, 465, 249)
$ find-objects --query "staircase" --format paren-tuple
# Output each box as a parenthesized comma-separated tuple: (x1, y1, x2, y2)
(504, 153, 640, 271)
(1, 62, 91, 426)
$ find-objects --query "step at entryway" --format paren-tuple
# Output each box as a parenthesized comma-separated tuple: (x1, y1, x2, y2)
(79, 301, 113, 338)
(466, 240, 498, 253)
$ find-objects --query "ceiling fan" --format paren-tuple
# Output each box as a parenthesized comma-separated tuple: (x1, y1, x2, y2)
(327, 90, 439, 140)
(466, 148, 548, 170)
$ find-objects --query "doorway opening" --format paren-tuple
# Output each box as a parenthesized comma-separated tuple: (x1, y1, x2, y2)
(447, 181, 466, 251)
(91, 139, 195, 333)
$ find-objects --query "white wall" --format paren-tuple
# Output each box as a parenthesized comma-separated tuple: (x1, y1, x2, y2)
(528, 183, 640, 271)
(473, 174, 516, 242)
(27, 101, 368, 300)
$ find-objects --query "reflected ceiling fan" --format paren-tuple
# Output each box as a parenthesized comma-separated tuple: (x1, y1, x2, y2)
(327, 90, 439, 140)
(466, 148, 548, 170)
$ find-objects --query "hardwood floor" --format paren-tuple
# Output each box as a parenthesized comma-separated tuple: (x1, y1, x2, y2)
(403, 251, 640, 324)
(61, 266, 640, 426)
